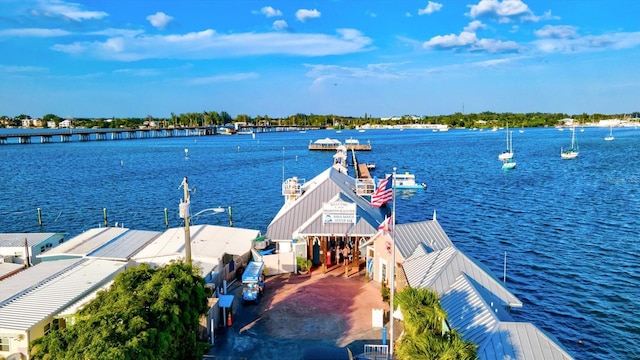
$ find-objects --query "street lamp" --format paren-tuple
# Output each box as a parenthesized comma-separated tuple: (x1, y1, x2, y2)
(190, 206, 233, 227)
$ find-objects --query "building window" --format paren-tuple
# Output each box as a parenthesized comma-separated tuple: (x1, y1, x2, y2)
(44, 323, 50, 335)
(0, 336, 9, 351)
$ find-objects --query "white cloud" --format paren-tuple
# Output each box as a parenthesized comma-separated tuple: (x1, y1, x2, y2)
(424, 31, 478, 49)
(305, 63, 405, 86)
(37, 0, 108, 21)
(464, 20, 485, 32)
(51, 28, 372, 61)
(0, 64, 49, 73)
(188, 72, 259, 85)
(418, 1, 443, 15)
(534, 25, 578, 39)
(0, 28, 71, 37)
(467, 0, 539, 22)
(296, 9, 321, 22)
(423, 21, 519, 53)
(147, 12, 173, 30)
(273, 20, 288, 31)
(533, 31, 640, 54)
(260, 6, 282, 17)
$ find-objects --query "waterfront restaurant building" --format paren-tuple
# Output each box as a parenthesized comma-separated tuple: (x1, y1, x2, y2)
(264, 165, 388, 275)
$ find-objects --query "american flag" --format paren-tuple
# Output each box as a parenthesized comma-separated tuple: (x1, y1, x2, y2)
(371, 175, 393, 207)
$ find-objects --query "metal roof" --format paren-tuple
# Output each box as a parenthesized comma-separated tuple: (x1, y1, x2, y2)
(38, 227, 128, 257)
(0, 233, 65, 247)
(480, 322, 574, 360)
(394, 220, 454, 259)
(132, 225, 260, 276)
(0, 259, 84, 305)
(266, 167, 386, 241)
(441, 274, 573, 360)
(87, 229, 162, 260)
(0, 258, 126, 331)
(403, 246, 522, 308)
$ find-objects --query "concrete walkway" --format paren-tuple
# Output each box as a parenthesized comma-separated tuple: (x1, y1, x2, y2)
(205, 265, 393, 359)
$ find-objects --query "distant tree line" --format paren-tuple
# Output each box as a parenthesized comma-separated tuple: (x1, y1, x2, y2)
(2, 111, 639, 129)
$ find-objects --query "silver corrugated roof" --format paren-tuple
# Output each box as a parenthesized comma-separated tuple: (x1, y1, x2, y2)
(441, 274, 573, 360)
(0, 258, 84, 305)
(266, 167, 386, 240)
(39, 227, 128, 256)
(88, 229, 162, 260)
(403, 246, 522, 308)
(480, 322, 574, 360)
(0, 233, 65, 247)
(0, 259, 126, 331)
(394, 220, 454, 259)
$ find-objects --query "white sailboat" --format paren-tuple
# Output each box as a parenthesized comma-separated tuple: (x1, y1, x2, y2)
(604, 126, 614, 141)
(498, 123, 514, 161)
(501, 130, 516, 170)
(561, 127, 579, 159)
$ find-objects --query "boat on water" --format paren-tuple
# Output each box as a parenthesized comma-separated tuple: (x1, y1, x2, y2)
(604, 126, 614, 141)
(498, 124, 514, 161)
(501, 158, 516, 170)
(385, 172, 427, 190)
(561, 127, 579, 159)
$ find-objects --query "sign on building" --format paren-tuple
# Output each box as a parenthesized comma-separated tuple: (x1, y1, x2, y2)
(322, 201, 356, 224)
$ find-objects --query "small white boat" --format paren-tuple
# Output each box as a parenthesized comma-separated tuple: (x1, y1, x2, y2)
(386, 172, 427, 190)
(498, 125, 514, 161)
(604, 126, 614, 141)
(561, 127, 579, 159)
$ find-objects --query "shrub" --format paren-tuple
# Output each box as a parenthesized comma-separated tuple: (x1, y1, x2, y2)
(296, 257, 311, 273)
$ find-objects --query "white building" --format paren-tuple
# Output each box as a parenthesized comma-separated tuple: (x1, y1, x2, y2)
(132, 224, 260, 288)
(0, 258, 127, 359)
(0, 233, 66, 268)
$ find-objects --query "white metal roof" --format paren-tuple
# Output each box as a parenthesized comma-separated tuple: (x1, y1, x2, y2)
(441, 274, 573, 360)
(394, 220, 454, 259)
(0, 233, 64, 248)
(403, 246, 522, 308)
(266, 167, 385, 241)
(39, 227, 128, 257)
(88, 229, 162, 260)
(0, 259, 84, 305)
(132, 225, 259, 276)
(0, 258, 126, 331)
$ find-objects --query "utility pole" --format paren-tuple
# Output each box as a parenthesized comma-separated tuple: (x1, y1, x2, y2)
(390, 167, 397, 357)
(180, 177, 192, 266)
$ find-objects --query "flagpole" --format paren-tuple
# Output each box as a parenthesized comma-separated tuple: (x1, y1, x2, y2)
(389, 167, 396, 357)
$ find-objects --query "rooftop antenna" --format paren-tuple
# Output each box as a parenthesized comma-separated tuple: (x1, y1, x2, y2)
(282, 147, 285, 183)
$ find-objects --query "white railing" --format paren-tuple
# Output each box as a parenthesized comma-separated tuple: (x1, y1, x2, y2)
(362, 344, 388, 359)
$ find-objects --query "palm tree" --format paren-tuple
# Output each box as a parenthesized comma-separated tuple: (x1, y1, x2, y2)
(394, 287, 477, 360)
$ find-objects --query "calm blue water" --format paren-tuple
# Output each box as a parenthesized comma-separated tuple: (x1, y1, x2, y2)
(2, 127, 639, 359)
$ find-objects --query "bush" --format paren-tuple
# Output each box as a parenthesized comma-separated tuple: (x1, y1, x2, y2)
(296, 257, 311, 273)
(381, 280, 390, 303)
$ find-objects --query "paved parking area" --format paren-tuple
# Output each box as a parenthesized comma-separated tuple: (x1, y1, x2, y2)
(206, 266, 390, 359)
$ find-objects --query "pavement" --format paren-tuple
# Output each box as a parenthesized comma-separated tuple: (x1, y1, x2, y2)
(204, 264, 395, 360)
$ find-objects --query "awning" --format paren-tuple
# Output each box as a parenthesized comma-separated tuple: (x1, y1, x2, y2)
(218, 294, 234, 308)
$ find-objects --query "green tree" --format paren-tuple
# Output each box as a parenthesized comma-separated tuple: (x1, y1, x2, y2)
(394, 287, 477, 360)
(30, 261, 210, 360)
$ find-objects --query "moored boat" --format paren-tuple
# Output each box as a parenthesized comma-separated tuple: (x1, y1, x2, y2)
(385, 171, 427, 190)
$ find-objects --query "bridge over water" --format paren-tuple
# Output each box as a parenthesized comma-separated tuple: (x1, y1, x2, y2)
(0, 125, 317, 145)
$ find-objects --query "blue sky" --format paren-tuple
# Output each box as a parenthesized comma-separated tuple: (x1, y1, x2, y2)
(1, 0, 639, 119)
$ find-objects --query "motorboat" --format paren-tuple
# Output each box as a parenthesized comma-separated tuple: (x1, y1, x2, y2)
(386, 172, 427, 190)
